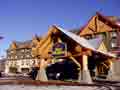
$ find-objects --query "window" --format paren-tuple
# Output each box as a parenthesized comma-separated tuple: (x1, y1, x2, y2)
(15, 56, 17, 59)
(11, 50, 14, 54)
(22, 61, 24, 65)
(26, 60, 30, 65)
(11, 56, 13, 59)
(111, 31, 117, 38)
(26, 49, 30, 52)
(85, 35, 92, 40)
(21, 49, 25, 53)
(111, 38, 118, 49)
(26, 55, 30, 58)
(21, 56, 24, 59)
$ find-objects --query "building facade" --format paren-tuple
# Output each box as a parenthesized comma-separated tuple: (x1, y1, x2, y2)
(79, 12, 120, 56)
(31, 25, 115, 82)
(79, 12, 120, 80)
(5, 35, 40, 73)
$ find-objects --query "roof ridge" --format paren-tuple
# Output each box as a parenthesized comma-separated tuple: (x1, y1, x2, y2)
(96, 12, 120, 29)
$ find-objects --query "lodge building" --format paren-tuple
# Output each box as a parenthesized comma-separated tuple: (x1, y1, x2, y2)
(4, 13, 118, 82)
(32, 25, 115, 82)
(5, 35, 41, 73)
(78, 12, 120, 80)
(79, 12, 120, 56)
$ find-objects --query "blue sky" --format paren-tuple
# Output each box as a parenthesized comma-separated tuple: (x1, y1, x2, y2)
(0, 0, 120, 57)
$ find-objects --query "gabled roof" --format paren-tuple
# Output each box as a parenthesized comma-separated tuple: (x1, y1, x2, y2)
(79, 16, 95, 35)
(8, 40, 33, 51)
(33, 26, 55, 58)
(8, 34, 42, 51)
(96, 12, 120, 29)
(15, 40, 32, 49)
(79, 12, 120, 36)
(55, 26, 95, 50)
(55, 25, 116, 58)
(32, 25, 115, 58)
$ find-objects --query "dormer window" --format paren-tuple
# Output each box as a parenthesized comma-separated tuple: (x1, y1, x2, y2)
(85, 35, 92, 40)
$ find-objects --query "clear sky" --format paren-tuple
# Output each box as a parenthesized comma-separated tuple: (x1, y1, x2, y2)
(0, 0, 120, 57)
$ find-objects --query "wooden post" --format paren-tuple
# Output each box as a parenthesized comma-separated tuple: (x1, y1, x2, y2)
(70, 56, 81, 68)
(69, 56, 81, 82)
(82, 55, 88, 70)
(81, 54, 92, 83)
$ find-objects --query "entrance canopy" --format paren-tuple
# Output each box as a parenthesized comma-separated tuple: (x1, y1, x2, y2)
(55, 26, 116, 58)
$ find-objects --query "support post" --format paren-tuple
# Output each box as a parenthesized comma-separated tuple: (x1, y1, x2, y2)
(69, 56, 81, 82)
(107, 60, 118, 80)
(81, 54, 92, 83)
(36, 59, 48, 81)
(107, 61, 114, 80)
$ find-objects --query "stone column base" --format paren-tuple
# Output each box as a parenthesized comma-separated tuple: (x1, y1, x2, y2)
(36, 68, 48, 81)
(107, 73, 120, 81)
(81, 70, 92, 84)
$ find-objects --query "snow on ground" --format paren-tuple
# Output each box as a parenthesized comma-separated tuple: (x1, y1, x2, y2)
(0, 85, 117, 90)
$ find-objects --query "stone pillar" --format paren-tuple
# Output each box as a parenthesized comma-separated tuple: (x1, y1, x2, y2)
(36, 59, 48, 81)
(81, 54, 92, 83)
(107, 60, 113, 80)
(36, 68, 48, 81)
(107, 60, 120, 81)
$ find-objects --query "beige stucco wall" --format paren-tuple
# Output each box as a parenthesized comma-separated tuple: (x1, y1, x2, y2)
(113, 60, 120, 80)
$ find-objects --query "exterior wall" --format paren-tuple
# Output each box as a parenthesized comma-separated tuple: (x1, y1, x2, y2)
(6, 47, 36, 73)
(79, 14, 120, 80)
(0, 59, 6, 72)
(5, 59, 37, 73)
(80, 15, 120, 54)
(80, 16, 114, 51)
(112, 60, 120, 80)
